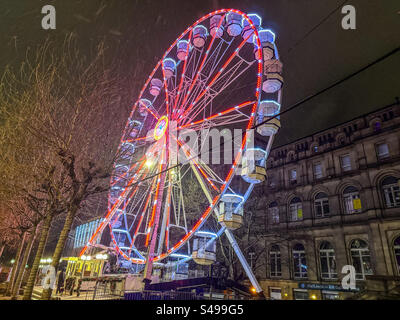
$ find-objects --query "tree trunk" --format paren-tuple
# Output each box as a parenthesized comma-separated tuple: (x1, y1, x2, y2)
(11, 225, 38, 299)
(6, 231, 26, 296)
(41, 207, 77, 300)
(23, 214, 53, 300)
(0, 243, 5, 261)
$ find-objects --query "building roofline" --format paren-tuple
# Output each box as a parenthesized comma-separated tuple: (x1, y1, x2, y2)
(272, 98, 400, 150)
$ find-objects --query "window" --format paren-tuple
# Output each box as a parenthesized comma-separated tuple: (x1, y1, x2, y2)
(319, 241, 337, 280)
(394, 237, 400, 275)
(350, 240, 373, 280)
(382, 176, 400, 208)
(340, 155, 352, 172)
(343, 186, 361, 214)
(269, 288, 282, 300)
(376, 143, 390, 159)
(293, 289, 309, 300)
(293, 243, 307, 279)
(270, 245, 281, 278)
(289, 197, 303, 221)
(314, 193, 330, 218)
(289, 169, 297, 184)
(322, 291, 339, 300)
(314, 163, 323, 179)
(268, 202, 280, 224)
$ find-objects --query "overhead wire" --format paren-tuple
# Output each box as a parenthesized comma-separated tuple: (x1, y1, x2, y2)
(123, 45, 400, 189)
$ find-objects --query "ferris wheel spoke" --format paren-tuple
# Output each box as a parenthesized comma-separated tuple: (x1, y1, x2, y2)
(174, 47, 202, 115)
(174, 15, 225, 121)
(110, 169, 150, 228)
(144, 144, 167, 247)
(161, 61, 171, 117)
(171, 29, 193, 119)
(111, 140, 159, 187)
(176, 35, 234, 120)
(178, 30, 255, 124)
(80, 154, 151, 256)
(157, 172, 173, 254)
(111, 164, 155, 229)
(126, 175, 155, 222)
(182, 59, 255, 125)
(172, 134, 219, 193)
(128, 175, 158, 254)
(177, 100, 255, 131)
(139, 99, 160, 120)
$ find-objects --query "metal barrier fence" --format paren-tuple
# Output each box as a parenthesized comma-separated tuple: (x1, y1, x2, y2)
(85, 280, 124, 300)
(124, 290, 201, 300)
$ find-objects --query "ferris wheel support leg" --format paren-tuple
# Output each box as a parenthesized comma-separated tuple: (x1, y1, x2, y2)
(226, 135, 276, 296)
(224, 229, 264, 296)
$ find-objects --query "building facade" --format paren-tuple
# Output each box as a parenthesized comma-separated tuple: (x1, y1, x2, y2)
(250, 101, 400, 300)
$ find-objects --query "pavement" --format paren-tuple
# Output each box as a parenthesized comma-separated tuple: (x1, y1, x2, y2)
(0, 286, 93, 300)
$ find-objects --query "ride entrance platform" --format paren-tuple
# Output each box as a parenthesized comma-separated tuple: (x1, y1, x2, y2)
(125, 276, 254, 300)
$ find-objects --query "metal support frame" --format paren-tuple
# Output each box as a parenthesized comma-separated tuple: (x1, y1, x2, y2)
(184, 146, 264, 294)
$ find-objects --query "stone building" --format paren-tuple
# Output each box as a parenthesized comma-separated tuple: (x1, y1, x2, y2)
(249, 100, 400, 300)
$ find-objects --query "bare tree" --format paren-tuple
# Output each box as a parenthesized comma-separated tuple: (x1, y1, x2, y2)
(0, 33, 142, 299)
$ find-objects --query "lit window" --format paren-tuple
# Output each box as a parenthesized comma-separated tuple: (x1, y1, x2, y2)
(376, 143, 389, 159)
(343, 186, 361, 214)
(374, 122, 381, 132)
(350, 240, 373, 280)
(289, 169, 297, 184)
(314, 163, 323, 179)
(293, 243, 307, 279)
(394, 237, 400, 275)
(314, 193, 330, 218)
(289, 197, 303, 221)
(268, 202, 279, 224)
(340, 155, 352, 172)
(319, 241, 337, 280)
(270, 245, 281, 278)
(381, 176, 400, 208)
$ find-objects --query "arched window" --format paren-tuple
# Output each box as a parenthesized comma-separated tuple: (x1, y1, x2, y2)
(350, 240, 373, 280)
(293, 243, 307, 279)
(343, 186, 361, 214)
(289, 197, 303, 221)
(319, 241, 337, 279)
(268, 202, 279, 224)
(394, 237, 400, 275)
(314, 193, 330, 218)
(270, 245, 281, 277)
(381, 176, 400, 208)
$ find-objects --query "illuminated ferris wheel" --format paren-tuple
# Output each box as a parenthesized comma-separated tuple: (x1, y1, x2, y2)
(81, 9, 283, 292)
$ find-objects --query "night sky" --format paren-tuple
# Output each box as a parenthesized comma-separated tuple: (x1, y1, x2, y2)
(0, 0, 399, 146)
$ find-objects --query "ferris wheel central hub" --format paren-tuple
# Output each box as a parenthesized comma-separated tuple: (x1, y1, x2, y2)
(153, 115, 169, 141)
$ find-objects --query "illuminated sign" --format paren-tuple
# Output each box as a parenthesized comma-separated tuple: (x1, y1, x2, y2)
(299, 283, 360, 292)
